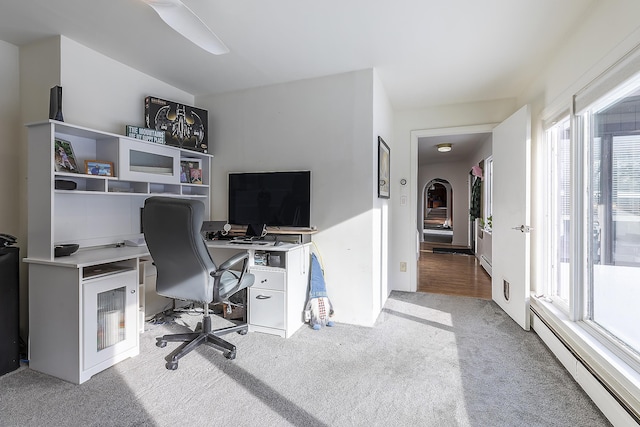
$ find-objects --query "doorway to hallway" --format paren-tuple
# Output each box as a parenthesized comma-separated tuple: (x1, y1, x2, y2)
(410, 123, 495, 295)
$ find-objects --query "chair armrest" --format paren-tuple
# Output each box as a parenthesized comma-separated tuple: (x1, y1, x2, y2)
(211, 251, 252, 301)
(217, 252, 250, 272)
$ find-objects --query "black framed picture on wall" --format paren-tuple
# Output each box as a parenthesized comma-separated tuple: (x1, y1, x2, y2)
(378, 136, 390, 198)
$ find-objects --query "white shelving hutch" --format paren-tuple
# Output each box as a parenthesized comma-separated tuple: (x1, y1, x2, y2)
(24, 120, 212, 383)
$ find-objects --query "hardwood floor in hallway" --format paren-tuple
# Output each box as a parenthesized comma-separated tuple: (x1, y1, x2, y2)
(418, 242, 492, 300)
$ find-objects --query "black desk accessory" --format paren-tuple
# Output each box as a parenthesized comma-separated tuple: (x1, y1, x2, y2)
(54, 243, 79, 257)
(0, 237, 19, 375)
(245, 223, 266, 238)
(55, 179, 77, 190)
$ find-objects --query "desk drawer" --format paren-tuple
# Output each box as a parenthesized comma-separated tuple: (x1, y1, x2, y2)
(249, 288, 285, 329)
(250, 268, 285, 291)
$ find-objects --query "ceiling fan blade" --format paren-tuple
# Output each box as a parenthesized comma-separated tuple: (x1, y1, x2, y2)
(143, 0, 229, 55)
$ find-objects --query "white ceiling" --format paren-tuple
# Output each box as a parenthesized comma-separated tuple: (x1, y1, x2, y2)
(0, 0, 595, 111)
(418, 133, 491, 165)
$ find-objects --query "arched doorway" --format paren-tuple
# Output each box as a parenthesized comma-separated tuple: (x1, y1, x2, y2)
(423, 178, 453, 243)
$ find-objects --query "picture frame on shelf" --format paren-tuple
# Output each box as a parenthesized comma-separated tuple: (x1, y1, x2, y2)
(378, 136, 390, 199)
(54, 138, 79, 173)
(85, 160, 114, 177)
(180, 158, 202, 184)
(190, 168, 202, 184)
(179, 163, 190, 183)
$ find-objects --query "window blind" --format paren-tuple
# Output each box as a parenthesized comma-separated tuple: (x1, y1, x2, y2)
(612, 136, 640, 216)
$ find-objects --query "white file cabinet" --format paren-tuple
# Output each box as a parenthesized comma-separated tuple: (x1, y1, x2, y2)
(249, 269, 287, 330)
(247, 244, 310, 338)
(207, 241, 311, 338)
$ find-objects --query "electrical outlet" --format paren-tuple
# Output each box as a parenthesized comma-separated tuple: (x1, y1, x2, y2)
(400, 261, 407, 272)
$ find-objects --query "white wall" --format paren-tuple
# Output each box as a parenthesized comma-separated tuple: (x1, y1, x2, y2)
(18, 35, 194, 132)
(0, 40, 22, 332)
(60, 36, 194, 134)
(469, 135, 492, 175)
(198, 69, 389, 326)
(372, 70, 394, 319)
(0, 41, 20, 237)
(18, 36, 61, 337)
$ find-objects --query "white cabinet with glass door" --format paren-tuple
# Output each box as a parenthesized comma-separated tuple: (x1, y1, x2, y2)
(27, 258, 140, 384)
(82, 267, 138, 375)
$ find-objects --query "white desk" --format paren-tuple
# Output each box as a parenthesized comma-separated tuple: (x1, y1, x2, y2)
(24, 246, 146, 384)
(24, 245, 150, 268)
(23, 239, 310, 383)
(206, 240, 311, 338)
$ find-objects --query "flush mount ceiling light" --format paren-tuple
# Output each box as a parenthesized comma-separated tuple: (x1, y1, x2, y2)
(142, 0, 229, 55)
(437, 143, 452, 152)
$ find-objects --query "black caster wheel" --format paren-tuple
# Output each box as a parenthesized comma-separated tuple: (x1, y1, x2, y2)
(165, 361, 178, 370)
(224, 350, 236, 360)
(156, 340, 167, 348)
(237, 329, 248, 335)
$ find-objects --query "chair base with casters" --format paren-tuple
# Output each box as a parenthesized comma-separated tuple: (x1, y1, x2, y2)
(156, 303, 247, 370)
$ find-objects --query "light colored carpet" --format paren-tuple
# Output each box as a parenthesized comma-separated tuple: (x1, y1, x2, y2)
(0, 291, 610, 426)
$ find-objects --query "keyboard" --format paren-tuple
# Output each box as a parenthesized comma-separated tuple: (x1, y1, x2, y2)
(228, 240, 268, 245)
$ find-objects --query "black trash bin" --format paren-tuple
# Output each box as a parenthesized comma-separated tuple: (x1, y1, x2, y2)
(0, 234, 20, 376)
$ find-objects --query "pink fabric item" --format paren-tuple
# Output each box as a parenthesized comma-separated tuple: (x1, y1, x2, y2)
(471, 165, 483, 178)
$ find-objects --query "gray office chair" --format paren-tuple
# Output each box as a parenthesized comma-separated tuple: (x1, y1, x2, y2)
(142, 196, 254, 370)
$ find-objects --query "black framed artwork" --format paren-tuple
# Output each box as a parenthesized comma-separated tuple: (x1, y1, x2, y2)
(378, 136, 390, 198)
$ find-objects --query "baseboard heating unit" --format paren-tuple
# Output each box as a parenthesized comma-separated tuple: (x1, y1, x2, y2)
(530, 305, 640, 426)
(479, 255, 491, 277)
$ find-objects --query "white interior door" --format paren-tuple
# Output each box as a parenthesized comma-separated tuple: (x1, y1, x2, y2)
(492, 105, 531, 330)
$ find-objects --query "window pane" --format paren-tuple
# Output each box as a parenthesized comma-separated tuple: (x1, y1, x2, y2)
(546, 118, 570, 304)
(587, 86, 640, 355)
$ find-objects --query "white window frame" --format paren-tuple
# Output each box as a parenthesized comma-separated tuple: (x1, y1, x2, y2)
(484, 156, 493, 229)
(543, 115, 571, 312)
(574, 73, 640, 368)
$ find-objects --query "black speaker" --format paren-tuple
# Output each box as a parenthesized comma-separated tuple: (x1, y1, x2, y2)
(0, 246, 20, 375)
(49, 85, 64, 122)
